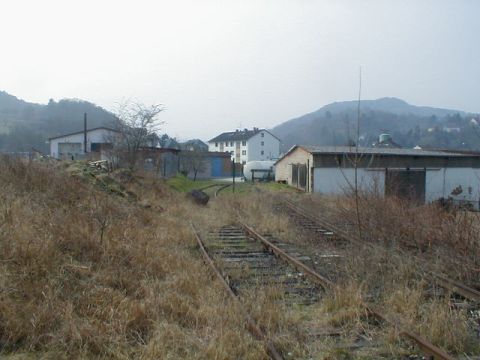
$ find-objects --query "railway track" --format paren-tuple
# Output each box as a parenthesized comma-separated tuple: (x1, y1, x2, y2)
(281, 199, 480, 302)
(195, 183, 231, 197)
(192, 221, 456, 360)
(279, 198, 480, 355)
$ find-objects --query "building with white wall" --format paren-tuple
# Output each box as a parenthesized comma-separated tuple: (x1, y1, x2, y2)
(49, 127, 119, 160)
(207, 128, 281, 164)
(275, 145, 480, 208)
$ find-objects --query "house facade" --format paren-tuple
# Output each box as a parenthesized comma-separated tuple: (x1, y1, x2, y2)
(207, 128, 280, 164)
(275, 145, 480, 209)
(49, 127, 119, 160)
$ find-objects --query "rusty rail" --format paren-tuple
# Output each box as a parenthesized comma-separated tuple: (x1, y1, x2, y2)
(214, 184, 231, 197)
(190, 223, 284, 360)
(284, 199, 480, 303)
(241, 223, 335, 289)
(431, 273, 480, 302)
(242, 221, 455, 360)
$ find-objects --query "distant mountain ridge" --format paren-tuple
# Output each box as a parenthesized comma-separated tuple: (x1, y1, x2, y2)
(0, 90, 117, 152)
(0, 90, 196, 154)
(271, 97, 478, 151)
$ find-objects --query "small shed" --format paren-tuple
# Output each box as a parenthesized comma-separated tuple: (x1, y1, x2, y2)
(140, 147, 181, 177)
(275, 145, 480, 208)
(179, 151, 232, 179)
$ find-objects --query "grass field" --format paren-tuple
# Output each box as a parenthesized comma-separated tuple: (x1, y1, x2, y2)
(165, 174, 224, 192)
(0, 157, 478, 359)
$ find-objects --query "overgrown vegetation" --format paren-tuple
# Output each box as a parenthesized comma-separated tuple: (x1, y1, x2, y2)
(0, 156, 266, 359)
(306, 193, 480, 284)
(1, 157, 478, 358)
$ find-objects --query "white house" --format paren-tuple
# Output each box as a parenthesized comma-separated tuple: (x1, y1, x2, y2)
(207, 128, 281, 164)
(275, 145, 480, 209)
(49, 127, 119, 160)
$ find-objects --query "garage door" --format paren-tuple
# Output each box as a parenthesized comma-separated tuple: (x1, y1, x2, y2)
(385, 169, 426, 203)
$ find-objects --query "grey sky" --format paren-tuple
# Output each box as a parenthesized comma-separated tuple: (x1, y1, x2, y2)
(1, 0, 479, 140)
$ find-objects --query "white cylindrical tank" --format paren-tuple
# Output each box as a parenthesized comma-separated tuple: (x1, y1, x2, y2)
(243, 161, 275, 181)
(379, 133, 392, 143)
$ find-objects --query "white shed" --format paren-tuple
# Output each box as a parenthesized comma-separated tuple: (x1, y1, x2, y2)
(49, 127, 119, 160)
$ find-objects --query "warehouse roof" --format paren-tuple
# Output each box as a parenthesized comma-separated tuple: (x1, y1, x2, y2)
(48, 127, 119, 140)
(299, 145, 480, 158)
(275, 145, 480, 165)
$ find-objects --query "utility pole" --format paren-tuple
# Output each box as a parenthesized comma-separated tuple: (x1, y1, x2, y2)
(232, 159, 235, 193)
(84, 113, 88, 153)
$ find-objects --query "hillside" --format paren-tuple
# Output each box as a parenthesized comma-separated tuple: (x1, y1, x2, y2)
(0, 91, 117, 153)
(271, 97, 479, 151)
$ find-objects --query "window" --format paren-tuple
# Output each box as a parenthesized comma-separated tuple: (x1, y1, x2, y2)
(215, 142, 218, 147)
(261, 133, 264, 137)
(242, 141, 246, 146)
(261, 141, 264, 146)
(242, 150, 246, 155)
(230, 141, 233, 146)
(225, 142, 228, 147)
(242, 161, 246, 165)
(261, 150, 264, 155)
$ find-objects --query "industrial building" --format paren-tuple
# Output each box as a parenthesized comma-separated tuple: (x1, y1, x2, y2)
(275, 145, 480, 208)
(49, 127, 119, 160)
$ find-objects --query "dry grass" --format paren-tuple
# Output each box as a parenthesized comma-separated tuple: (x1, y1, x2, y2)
(209, 191, 295, 238)
(284, 191, 480, 356)
(3, 157, 477, 358)
(304, 192, 480, 283)
(0, 157, 266, 359)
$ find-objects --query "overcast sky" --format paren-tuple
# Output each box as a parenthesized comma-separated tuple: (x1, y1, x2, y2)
(1, 0, 479, 140)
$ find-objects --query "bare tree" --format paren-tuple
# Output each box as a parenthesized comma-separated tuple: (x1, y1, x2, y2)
(180, 151, 208, 181)
(336, 67, 365, 240)
(353, 67, 363, 240)
(111, 100, 165, 170)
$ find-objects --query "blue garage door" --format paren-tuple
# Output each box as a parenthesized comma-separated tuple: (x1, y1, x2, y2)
(211, 157, 223, 177)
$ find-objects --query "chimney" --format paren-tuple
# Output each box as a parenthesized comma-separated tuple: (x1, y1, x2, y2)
(84, 113, 87, 153)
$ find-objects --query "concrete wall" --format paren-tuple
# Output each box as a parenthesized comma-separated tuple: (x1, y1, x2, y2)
(142, 152, 180, 177)
(246, 131, 280, 162)
(425, 167, 480, 207)
(50, 128, 117, 159)
(313, 168, 385, 195)
(312, 166, 480, 208)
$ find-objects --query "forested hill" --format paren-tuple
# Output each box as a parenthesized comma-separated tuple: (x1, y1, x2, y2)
(0, 91, 117, 153)
(271, 97, 480, 152)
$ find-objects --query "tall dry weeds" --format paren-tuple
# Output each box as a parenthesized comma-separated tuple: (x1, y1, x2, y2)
(0, 157, 265, 359)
